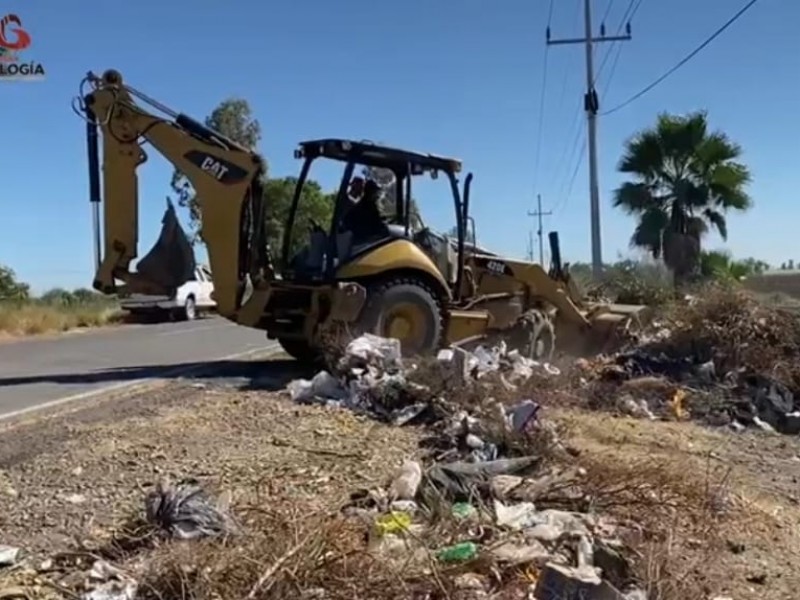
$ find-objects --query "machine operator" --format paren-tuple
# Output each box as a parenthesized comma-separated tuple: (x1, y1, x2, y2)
(341, 177, 387, 244)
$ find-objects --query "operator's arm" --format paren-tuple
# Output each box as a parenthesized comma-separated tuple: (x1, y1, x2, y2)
(81, 70, 269, 318)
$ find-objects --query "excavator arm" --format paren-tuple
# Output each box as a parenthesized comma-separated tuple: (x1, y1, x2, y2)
(79, 69, 272, 319)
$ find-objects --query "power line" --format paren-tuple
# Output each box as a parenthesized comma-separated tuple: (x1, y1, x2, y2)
(594, 0, 637, 84)
(552, 124, 586, 215)
(548, 0, 583, 193)
(600, 0, 617, 27)
(601, 33, 626, 101)
(628, 0, 646, 23)
(603, 0, 762, 116)
(562, 132, 587, 211)
(553, 0, 584, 112)
(532, 0, 556, 197)
(598, 0, 644, 93)
(549, 99, 583, 194)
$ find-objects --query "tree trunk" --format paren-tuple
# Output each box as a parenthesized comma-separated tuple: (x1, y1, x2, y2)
(663, 230, 700, 289)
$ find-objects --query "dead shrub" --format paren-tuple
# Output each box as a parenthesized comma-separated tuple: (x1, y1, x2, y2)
(571, 452, 735, 600)
(652, 284, 800, 389)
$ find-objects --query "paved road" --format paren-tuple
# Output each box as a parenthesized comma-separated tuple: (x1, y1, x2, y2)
(0, 317, 277, 419)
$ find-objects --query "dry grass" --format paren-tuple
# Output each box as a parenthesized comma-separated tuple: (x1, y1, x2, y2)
(134, 506, 455, 600)
(559, 409, 800, 600)
(0, 301, 123, 336)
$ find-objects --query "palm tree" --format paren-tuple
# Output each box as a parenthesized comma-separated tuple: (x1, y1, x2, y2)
(612, 111, 752, 283)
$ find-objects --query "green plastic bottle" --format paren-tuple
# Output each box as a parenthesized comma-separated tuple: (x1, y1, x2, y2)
(436, 541, 478, 563)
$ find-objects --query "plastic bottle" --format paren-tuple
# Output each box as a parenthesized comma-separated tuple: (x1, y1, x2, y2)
(436, 541, 478, 563)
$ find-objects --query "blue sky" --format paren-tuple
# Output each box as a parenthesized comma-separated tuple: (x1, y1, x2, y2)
(1, 0, 796, 292)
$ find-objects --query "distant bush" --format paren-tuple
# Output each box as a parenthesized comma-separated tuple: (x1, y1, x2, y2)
(568, 252, 770, 307)
(38, 287, 112, 307)
(602, 260, 675, 306)
(570, 259, 675, 306)
(0, 264, 121, 336)
(699, 250, 768, 281)
(0, 265, 30, 302)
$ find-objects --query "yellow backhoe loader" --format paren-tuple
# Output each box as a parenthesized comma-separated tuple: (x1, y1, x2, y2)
(77, 69, 648, 363)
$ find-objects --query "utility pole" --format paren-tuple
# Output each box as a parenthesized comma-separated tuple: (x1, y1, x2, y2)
(526, 230, 534, 262)
(527, 194, 552, 264)
(547, 0, 632, 279)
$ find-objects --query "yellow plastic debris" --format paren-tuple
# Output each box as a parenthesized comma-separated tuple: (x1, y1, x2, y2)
(669, 388, 689, 420)
(375, 511, 412, 536)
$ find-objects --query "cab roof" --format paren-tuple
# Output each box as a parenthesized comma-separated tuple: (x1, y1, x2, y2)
(295, 138, 463, 174)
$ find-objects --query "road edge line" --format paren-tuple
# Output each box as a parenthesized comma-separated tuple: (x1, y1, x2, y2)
(0, 344, 282, 423)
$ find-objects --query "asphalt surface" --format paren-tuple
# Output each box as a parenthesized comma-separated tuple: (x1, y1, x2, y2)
(0, 317, 277, 419)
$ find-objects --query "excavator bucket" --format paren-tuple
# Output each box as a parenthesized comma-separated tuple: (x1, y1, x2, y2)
(540, 233, 653, 357)
(558, 301, 653, 358)
(137, 199, 196, 291)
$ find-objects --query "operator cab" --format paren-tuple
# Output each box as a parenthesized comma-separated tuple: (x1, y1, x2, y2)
(281, 138, 473, 294)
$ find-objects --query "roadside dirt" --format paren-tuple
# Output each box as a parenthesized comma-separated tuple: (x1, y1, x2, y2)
(0, 376, 420, 557)
(1, 368, 800, 599)
(558, 410, 800, 599)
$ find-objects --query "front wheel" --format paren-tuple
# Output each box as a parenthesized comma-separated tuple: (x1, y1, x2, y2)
(278, 338, 323, 365)
(357, 278, 444, 357)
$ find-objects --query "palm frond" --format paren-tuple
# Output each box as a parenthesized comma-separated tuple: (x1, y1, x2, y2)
(709, 163, 752, 210)
(618, 130, 664, 180)
(629, 207, 669, 259)
(655, 111, 708, 168)
(612, 182, 662, 214)
(696, 132, 742, 165)
(702, 208, 728, 240)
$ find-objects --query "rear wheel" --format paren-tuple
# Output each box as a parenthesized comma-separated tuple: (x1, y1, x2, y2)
(183, 295, 197, 321)
(358, 278, 444, 357)
(278, 338, 323, 365)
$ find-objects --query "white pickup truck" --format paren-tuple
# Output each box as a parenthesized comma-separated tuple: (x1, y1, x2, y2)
(118, 265, 216, 321)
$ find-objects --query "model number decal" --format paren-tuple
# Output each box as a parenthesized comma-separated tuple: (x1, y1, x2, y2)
(486, 260, 506, 274)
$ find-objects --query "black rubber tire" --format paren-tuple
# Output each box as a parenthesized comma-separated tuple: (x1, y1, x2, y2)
(520, 309, 556, 363)
(183, 295, 197, 321)
(125, 308, 159, 324)
(278, 337, 323, 365)
(358, 278, 444, 357)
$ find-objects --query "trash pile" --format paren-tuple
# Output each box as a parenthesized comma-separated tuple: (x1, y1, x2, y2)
(287, 333, 560, 423)
(577, 286, 800, 434)
(285, 334, 648, 599)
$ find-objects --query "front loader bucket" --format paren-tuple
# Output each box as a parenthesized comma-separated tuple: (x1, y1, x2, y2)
(137, 199, 196, 290)
(557, 302, 652, 358)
